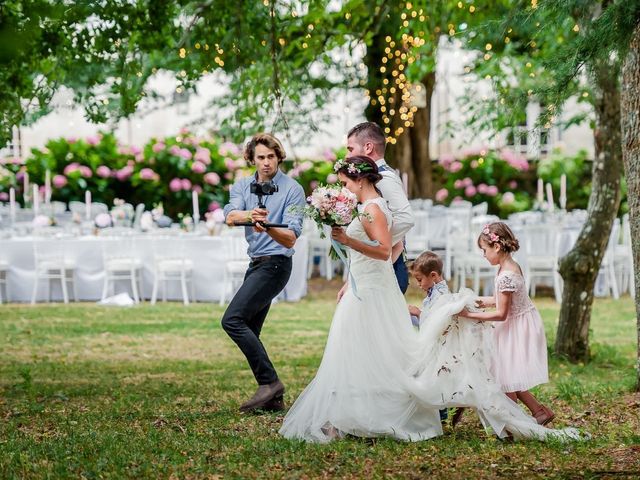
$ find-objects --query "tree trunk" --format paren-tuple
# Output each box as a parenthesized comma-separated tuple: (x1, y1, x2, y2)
(620, 22, 640, 391)
(555, 60, 623, 363)
(363, 16, 436, 199)
(409, 71, 436, 199)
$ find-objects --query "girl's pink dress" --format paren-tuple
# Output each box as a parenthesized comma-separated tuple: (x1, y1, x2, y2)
(492, 270, 549, 392)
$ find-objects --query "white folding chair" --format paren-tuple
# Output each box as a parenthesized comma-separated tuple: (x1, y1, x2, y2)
(597, 220, 620, 299)
(150, 237, 194, 305)
(31, 240, 77, 304)
(0, 259, 8, 304)
(219, 231, 250, 305)
(101, 237, 143, 303)
(522, 224, 563, 302)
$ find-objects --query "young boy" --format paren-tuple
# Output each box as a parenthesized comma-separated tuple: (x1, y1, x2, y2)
(408, 250, 452, 423)
(408, 250, 450, 327)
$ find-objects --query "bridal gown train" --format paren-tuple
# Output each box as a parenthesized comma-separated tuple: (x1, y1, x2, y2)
(279, 197, 581, 443)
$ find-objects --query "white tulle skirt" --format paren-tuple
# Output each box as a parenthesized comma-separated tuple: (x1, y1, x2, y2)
(280, 283, 583, 443)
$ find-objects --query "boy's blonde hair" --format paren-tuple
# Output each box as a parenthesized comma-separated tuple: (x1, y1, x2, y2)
(410, 251, 443, 276)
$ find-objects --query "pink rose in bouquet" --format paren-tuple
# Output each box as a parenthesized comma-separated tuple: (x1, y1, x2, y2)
(302, 185, 362, 259)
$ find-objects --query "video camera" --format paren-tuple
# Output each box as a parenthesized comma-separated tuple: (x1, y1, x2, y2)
(233, 180, 288, 228)
(250, 181, 278, 208)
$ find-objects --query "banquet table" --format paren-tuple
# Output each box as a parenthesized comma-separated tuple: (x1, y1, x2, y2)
(0, 233, 309, 303)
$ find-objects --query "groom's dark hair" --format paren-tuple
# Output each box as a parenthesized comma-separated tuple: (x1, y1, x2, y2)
(347, 122, 386, 154)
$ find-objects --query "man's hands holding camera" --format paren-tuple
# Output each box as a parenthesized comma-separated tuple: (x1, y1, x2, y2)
(249, 207, 270, 232)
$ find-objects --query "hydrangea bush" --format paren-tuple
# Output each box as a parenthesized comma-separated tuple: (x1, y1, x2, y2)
(0, 131, 343, 219)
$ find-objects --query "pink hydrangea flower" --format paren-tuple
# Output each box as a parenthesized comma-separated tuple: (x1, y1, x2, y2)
(299, 161, 313, 172)
(193, 185, 203, 194)
(501, 192, 515, 204)
(449, 161, 463, 173)
(453, 179, 463, 189)
(130, 145, 142, 156)
(179, 148, 192, 160)
(464, 185, 477, 197)
(63, 163, 80, 175)
(139, 168, 158, 181)
(509, 180, 518, 189)
(208, 201, 221, 211)
(224, 158, 237, 171)
(191, 161, 207, 174)
(326, 173, 338, 184)
(169, 145, 181, 156)
(66, 137, 78, 144)
(288, 167, 300, 178)
(204, 172, 221, 186)
(223, 172, 233, 180)
(323, 149, 337, 162)
(439, 153, 455, 165)
(0, 192, 8, 201)
(462, 177, 473, 187)
(310, 180, 319, 190)
(79, 166, 93, 178)
(116, 165, 133, 181)
(181, 178, 192, 190)
(219, 141, 241, 156)
(53, 175, 68, 188)
(435, 188, 448, 202)
(477, 183, 488, 194)
(86, 135, 101, 146)
(194, 147, 211, 164)
(96, 166, 111, 178)
(486, 185, 499, 197)
(152, 142, 165, 153)
(169, 178, 182, 192)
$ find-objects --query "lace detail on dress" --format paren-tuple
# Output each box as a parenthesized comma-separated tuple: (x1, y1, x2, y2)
(496, 272, 518, 292)
(495, 271, 535, 317)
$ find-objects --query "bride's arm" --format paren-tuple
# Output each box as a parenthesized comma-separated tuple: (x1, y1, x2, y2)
(330, 204, 392, 261)
(463, 291, 512, 322)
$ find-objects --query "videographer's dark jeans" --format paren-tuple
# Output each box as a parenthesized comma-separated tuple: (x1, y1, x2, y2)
(393, 256, 409, 294)
(221, 255, 292, 385)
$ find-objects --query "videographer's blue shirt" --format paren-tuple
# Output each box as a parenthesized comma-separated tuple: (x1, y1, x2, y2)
(223, 169, 306, 258)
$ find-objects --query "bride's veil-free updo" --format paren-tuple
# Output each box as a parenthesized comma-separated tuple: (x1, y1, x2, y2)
(335, 156, 383, 185)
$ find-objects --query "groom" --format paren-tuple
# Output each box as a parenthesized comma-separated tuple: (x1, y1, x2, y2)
(346, 122, 414, 292)
(222, 132, 305, 412)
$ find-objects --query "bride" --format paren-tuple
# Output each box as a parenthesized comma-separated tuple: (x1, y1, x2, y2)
(279, 156, 580, 443)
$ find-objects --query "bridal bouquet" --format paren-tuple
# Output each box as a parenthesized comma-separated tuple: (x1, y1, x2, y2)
(299, 184, 360, 259)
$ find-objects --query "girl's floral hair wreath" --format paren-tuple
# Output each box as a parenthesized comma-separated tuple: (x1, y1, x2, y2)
(482, 224, 500, 243)
(333, 158, 374, 174)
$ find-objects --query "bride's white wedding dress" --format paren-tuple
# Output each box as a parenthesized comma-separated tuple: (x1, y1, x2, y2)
(280, 198, 581, 443)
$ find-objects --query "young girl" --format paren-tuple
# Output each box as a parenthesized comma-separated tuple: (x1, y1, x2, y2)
(463, 222, 555, 426)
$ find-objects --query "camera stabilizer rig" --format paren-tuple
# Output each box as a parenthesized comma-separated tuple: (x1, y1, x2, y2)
(233, 181, 289, 228)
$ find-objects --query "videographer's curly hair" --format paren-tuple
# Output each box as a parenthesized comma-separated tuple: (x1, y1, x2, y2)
(244, 133, 286, 164)
(334, 156, 382, 185)
(477, 222, 520, 253)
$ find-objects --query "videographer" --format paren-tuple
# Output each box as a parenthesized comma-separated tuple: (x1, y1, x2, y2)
(222, 132, 305, 413)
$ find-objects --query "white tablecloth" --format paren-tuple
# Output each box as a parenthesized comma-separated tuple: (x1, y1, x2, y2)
(0, 234, 308, 303)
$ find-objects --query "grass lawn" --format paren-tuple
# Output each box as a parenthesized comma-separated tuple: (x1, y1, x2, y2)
(1, 280, 639, 479)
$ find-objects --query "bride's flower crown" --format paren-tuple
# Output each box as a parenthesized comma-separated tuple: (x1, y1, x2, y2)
(333, 158, 373, 174)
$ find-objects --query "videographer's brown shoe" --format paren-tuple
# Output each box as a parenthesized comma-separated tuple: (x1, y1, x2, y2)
(239, 380, 285, 413)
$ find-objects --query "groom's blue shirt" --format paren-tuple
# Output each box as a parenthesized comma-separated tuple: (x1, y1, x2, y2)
(223, 169, 306, 258)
